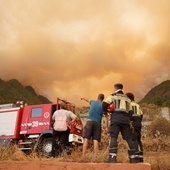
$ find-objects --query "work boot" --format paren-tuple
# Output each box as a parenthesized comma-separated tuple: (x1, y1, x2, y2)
(135, 152, 140, 163)
(130, 158, 136, 163)
(135, 156, 140, 163)
(105, 155, 117, 163)
(138, 152, 144, 162)
(128, 150, 136, 163)
(138, 156, 143, 162)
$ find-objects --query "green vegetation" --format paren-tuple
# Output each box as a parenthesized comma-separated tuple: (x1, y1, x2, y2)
(139, 80, 170, 107)
(148, 116, 170, 137)
(0, 78, 51, 105)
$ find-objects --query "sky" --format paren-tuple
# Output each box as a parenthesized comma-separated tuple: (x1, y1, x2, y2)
(0, 0, 170, 106)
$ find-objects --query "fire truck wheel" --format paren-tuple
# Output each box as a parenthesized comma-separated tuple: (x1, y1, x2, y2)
(41, 137, 53, 157)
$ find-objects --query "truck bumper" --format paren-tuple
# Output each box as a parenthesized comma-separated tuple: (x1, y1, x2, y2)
(69, 134, 84, 144)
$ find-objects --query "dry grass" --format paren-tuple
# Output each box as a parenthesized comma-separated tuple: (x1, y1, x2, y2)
(1, 136, 170, 170)
(1, 107, 170, 170)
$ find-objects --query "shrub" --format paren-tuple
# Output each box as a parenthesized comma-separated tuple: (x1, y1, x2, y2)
(148, 116, 170, 137)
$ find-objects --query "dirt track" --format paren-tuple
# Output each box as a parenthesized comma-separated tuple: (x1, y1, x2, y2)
(0, 161, 151, 170)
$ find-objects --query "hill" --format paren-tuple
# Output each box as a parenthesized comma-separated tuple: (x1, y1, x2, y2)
(139, 80, 170, 107)
(1, 78, 170, 107)
(0, 78, 51, 105)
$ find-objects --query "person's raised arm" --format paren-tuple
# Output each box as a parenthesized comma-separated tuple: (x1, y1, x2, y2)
(80, 97, 90, 103)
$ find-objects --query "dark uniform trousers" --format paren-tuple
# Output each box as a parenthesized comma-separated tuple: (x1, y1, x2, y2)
(109, 122, 136, 161)
(131, 126, 143, 161)
(51, 127, 70, 157)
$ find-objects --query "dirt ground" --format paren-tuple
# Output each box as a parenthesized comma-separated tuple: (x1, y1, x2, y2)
(0, 161, 151, 170)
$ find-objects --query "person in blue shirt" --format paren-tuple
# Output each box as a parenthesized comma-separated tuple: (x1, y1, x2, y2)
(81, 94, 108, 156)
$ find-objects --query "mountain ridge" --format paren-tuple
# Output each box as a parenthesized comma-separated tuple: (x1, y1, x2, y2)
(139, 80, 170, 107)
(0, 78, 51, 105)
(0, 78, 170, 107)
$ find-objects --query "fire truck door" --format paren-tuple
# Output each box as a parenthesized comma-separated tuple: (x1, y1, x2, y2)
(27, 107, 44, 134)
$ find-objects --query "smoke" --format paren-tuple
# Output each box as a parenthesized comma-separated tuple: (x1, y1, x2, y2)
(0, 0, 170, 106)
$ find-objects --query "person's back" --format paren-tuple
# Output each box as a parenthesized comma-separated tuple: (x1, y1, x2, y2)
(131, 100, 143, 127)
(105, 92, 132, 124)
(103, 83, 135, 163)
(88, 99, 104, 123)
(51, 102, 77, 157)
(81, 93, 108, 156)
(53, 109, 72, 131)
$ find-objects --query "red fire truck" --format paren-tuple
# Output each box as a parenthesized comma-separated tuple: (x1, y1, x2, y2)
(0, 98, 84, 156)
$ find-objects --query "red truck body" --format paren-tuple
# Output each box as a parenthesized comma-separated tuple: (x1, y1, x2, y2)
(0, 98, 84, 156)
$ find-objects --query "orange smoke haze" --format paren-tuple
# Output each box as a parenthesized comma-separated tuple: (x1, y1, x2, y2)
(0, 0, 170, 106)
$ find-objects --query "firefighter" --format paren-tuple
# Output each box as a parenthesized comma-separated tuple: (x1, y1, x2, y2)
(102, 83, 136, 163)
(126, 92, 144, 162)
